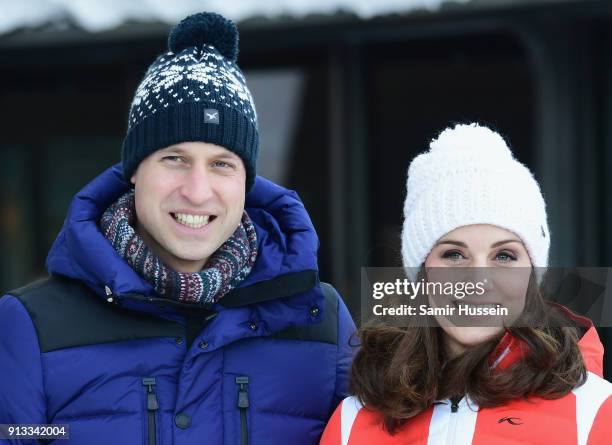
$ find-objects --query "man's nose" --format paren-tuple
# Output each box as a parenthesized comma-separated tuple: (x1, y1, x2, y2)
(180, 166, 214, 205)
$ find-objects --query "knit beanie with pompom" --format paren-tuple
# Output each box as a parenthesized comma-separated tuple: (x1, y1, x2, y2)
(401, 123, 550, 276)
(122, 12, 259, 190)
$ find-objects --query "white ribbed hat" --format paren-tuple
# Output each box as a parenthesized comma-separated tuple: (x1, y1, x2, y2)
(401, 123, 550, 273)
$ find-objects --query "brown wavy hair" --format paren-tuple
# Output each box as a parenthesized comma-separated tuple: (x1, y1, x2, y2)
(350, 271, 587, 434)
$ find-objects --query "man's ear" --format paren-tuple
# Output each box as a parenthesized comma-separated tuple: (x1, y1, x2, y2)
(130, 174, 136, 185)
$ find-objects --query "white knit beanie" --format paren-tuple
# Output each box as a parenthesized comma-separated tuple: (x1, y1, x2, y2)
(401, 123, 550, 274)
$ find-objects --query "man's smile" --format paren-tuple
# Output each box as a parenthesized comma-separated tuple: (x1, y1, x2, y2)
(170, 212, 217, 229)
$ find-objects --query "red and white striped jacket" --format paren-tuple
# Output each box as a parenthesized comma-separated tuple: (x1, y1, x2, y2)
(321, 322, 612, 445)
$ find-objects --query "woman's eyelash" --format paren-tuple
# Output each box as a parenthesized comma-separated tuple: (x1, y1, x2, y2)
(442, 250, 464, 259)
(440, 250, 518, 261)
(496, 251, 517, 261)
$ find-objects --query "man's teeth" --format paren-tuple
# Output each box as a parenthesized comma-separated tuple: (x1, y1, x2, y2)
(174, 213, 210, 228)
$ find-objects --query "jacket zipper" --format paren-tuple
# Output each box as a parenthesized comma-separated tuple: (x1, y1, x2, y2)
(445, 396, 462, 445)
(236, 376, 250, 445)
(142, 377, 159, 445)
(450, 396, 461, 413)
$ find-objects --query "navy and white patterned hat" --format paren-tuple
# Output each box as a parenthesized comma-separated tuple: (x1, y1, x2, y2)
(122, 12, 259, 190)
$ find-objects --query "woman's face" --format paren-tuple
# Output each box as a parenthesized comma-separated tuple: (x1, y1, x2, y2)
(424, 224, 532, 358)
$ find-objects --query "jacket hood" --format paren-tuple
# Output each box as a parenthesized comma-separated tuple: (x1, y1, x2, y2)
(45, 163, 324, 337)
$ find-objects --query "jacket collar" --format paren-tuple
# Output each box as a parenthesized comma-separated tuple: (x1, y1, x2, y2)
(488, 304, 604, 376)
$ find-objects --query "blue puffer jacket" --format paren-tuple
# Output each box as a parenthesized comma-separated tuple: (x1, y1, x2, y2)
(0, 164, 356, 445)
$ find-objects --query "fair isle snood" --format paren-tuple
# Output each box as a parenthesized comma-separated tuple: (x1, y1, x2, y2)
(100, 191, 258, 304)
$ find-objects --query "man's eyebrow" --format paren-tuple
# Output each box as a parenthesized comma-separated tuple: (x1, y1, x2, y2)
(160, 146, 187, 154)
(159, 147, 239, 160)
(215, 152, 240, 160)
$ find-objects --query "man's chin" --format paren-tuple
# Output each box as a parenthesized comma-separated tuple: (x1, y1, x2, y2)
(170, 250, 212, 262)
(156, 243, 214, 270)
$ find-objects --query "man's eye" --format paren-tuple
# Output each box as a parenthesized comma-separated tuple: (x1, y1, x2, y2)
(162, 156, 185, 163)
(212, 160, 233, 169)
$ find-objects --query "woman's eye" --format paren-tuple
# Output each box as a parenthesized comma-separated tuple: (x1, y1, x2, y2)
(496, 251, 517, 262)
(442, 250, 465, 261)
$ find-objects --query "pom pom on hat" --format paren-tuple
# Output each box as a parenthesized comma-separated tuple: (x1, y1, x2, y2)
(429, 123, 514, 160)
(168, 12, 239, 61)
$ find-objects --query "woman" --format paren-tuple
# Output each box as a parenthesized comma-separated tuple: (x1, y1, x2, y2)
(321, 123, 612, 445)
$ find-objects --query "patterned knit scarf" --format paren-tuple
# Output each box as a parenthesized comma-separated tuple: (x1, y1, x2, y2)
(100, 191, 258, 305)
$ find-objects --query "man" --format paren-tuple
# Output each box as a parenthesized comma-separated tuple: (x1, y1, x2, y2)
(0, 12, 355, 445)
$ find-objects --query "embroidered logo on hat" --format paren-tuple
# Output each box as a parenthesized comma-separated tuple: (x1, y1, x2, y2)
(204, 109, 219, 124)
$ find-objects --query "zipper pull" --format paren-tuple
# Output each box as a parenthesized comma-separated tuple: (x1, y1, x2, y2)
(142, 377, 159, 411)
(450, 396, 462, 413)
(236, 376, 249, 409)
(104, 285, 116, 304)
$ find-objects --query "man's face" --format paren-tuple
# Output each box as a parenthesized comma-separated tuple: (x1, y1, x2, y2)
(130, 141, 246, 273)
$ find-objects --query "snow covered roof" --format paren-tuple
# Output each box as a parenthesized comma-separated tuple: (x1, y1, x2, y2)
(0, 0, 578, 39)
(0, 0, 481, 36)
